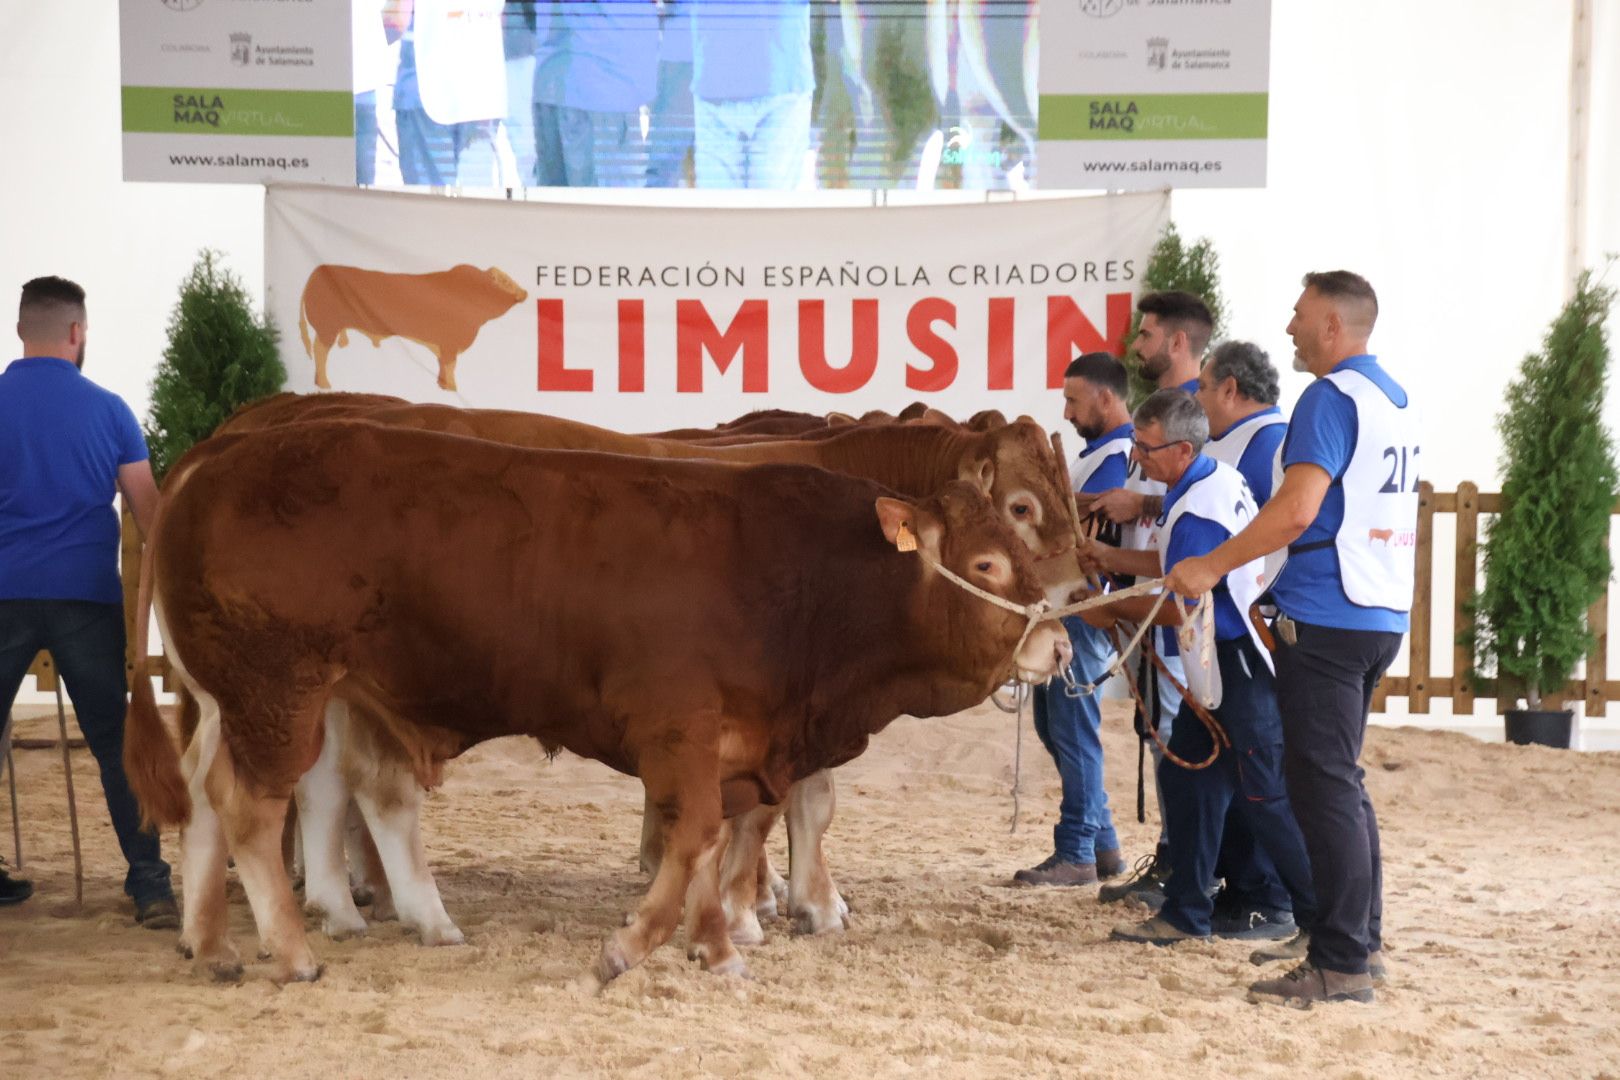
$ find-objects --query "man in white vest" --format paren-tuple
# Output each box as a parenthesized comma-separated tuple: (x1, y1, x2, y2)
(1084, 290, 1214, 906)
(1169, 271, 1416, 1006)
(1013, 353, 1132, 886)
(1196, 339, 1298, 941)
(1081, 391, 1315, 953)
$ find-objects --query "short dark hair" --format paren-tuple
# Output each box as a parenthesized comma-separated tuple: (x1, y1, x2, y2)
(18, 275, 87, 339)
(1133, 388, 1209, 453)
(1064, 351, 1127, 399)
(1137, 290, 1214, 357)
(1204, 340, 1279, 405)
(1302, 270, 1378, 329)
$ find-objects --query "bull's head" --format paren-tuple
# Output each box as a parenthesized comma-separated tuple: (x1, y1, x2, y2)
(875, 480, 1069, 685)
(483, 266, 529, 305)
(955, 418, 1088, 606)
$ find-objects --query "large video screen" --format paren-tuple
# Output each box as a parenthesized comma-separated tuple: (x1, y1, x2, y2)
(355, 0, 1038, 192)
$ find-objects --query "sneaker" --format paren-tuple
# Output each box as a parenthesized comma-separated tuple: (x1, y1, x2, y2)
(1249, 929, 1310, 965)
(1248, 960, 1375, 1007)
(1212, 906, 1297, 941)
(135, 896, 180, 930)
(1012, 855, 1099, 887)
(1095, 849, 1127, 879)
(1098, 852, 1168, 904)
(1110, 914, 1208, 945)
(0, 861, 32, 907)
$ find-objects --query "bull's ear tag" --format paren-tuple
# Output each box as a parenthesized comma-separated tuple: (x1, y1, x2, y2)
(895, 522, 918, 552)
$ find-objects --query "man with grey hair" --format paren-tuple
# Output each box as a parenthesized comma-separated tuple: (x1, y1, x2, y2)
(1082, 389, 1316, 950)
(1198, 340, 1288, 505)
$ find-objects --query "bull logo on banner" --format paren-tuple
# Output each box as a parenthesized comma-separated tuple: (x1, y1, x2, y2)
(297, 264, 529, 392)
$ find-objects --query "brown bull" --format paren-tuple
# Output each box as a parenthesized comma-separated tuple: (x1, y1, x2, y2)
(297, 264, 528, 392)
(125, 421, 1068, 983)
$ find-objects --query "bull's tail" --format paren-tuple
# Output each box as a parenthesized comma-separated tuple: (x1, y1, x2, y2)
(298, 288, 313, 359)
(122, 500, 191, 831)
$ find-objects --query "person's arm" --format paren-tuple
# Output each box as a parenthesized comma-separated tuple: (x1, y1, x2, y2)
(1085, 544, 1163, 579)
(118, 460, 160, 539)
(1074, 487, 1161, 524)
(1165, 463, 1331, 597)
(1078, 592, 1184, 630)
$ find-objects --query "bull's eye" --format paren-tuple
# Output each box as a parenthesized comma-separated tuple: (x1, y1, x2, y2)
(975, 561, 993, 573)
(1012, 504, 1030, 517)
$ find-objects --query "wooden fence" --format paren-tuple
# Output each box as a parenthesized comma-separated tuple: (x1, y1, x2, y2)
(1371, 482, 1616, 716)
(23, 489, 1620, 716)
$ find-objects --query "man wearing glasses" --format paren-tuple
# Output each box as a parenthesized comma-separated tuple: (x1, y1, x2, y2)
(1081, 390, 1315, 956)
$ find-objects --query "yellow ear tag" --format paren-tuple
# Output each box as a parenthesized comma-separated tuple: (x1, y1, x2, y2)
(895, 522, 918, 552)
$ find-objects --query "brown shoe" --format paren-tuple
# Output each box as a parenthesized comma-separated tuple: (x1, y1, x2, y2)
(1110, 914, 1207, 945)
(136, 897, 180, 931)
(1013, 855, 1098, 887)
(1248, 961, 1375, 1007)
(1095, 849, 1127, 879)
(1249, 929, 1310, 965)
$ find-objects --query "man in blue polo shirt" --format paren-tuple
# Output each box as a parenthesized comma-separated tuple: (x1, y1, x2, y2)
(1196, 338, 1296, 940)
(1082, 289, 1213, 906)
(1083, 390, 1315, 952)
(0, 277, 174, 924)
(1169, 271, 1416, 1006)
(1013, 352, 1131, 887)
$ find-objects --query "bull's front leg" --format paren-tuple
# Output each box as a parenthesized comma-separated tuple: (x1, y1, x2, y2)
(716, 803, 782, 945)
(436, 348, 460, 392)
(786, 769, 851, 934)
(597, 743, 733, 984)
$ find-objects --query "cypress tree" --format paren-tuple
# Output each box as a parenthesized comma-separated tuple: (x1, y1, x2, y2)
(144, 250, 285, 481)
(1471, 270, 1617, 708)
(1122, 223, 1227, 406)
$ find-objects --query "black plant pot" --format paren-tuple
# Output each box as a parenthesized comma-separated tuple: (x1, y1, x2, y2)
(1504, 709, 1573, 748)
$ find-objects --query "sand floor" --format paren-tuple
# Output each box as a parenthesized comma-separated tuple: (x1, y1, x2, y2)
(2, 700, 1618, 1079)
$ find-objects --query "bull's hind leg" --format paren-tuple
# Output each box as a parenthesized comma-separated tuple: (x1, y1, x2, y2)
(207, 735, 321, 983)
(759, 846, 787, 916)
(639, 791, 664, 876)
(294, 701, 368, 939)
(717, 804, 782, 946)
(176, 696, 241, 980)
(597, 744, 728, 984)
(337, 701, 463, 946)
(786, 769, 850, 934)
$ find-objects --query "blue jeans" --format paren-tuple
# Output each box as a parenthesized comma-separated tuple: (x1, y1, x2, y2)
(694, 91, 811, 189)
(533, 103, 648, 188)
(1157, 635, 1316, 938)
(0, 600, 173, 906)
(1030, 617, 1120, 864)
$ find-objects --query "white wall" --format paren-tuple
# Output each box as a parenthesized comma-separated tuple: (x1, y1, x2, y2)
(4, 1, 1619, 712)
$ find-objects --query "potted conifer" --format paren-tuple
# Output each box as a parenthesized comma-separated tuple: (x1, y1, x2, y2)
(1121, 222, 1226, 405)
(144, 249, 285, 481)
(1471, 271, 1617, 747)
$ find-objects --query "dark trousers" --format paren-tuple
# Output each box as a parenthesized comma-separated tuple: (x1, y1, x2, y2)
(0, 600, 173, 905)
(1275, 620, 1402, 975)
(1217, 806, 1289, 912)
(1158, 635, 1317, 937)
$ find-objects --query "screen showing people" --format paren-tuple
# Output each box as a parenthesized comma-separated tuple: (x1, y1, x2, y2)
(356, 1, 1038, 191)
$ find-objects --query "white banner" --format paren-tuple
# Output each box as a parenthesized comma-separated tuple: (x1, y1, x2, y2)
(119, 0, 354, 184)
(264, 185, 1169, 429)
(1037, 0, 1272, 190)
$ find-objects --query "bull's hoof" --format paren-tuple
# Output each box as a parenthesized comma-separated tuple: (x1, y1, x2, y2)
(370, 897, 398, 923)
(350, 883, 376, 907)
(769, 877, 789, 908)
(321, 915, 368, 941)
(208, 960, 245, 983)
(702, 952, 752, 980)
(417, 922, 466, 948)
(594, 942, 632, 986)
(274, 962, 323, 985)
(177, 940, 195, 959)
(728, 911, 766, 947)
(753, 891, 779, 920)
(791, 906, 850, 936)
